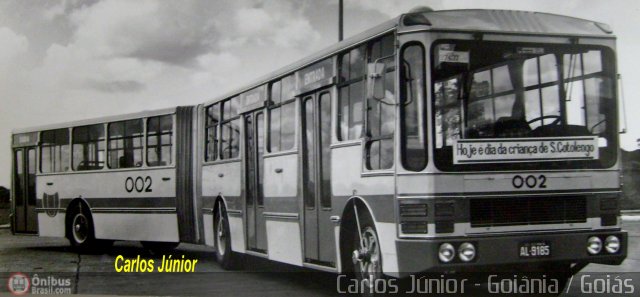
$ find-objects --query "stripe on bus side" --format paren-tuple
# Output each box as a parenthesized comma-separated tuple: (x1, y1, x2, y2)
(202, 194, 395, 222)
(396, 188, 620, 197)
(202, 195, 241, 211)
(36, 208, 175, 214)
(36, 197, 177, 209)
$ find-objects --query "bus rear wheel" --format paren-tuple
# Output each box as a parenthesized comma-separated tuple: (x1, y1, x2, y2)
(214, 202, 239, 270)
(67, 204, 97, 251)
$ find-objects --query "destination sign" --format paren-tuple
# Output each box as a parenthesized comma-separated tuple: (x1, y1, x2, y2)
(12, 132, 38, 147)
(240, 85, 266, 110)
(438, 50, 469, 64)
(304, 67, 325, 86)
(296, 58, 334, 93)
(453, 136, 599, 164)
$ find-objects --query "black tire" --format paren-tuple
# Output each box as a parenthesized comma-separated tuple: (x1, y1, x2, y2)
(67, 203, 97, 251)
(351, 211, 386, 297)
(141, 241, 180, 255)
(214, 201, 239, 270)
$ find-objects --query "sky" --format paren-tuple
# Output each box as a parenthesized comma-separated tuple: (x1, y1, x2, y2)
(1, 0, 639, 188)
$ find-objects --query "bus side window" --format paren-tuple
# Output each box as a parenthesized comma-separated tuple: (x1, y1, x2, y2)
(365, 34, 395, 170)
(400, 43, 427, 172)
(268, 75, 296, 152)
(108, 119, 143, 169)
(147, 115, 173, 166)
(221, 97, 240, 159)
(205, 104, 220, 161)
(72, 124, 105, 171)
(40, 128, 70, 173)
(337, 46, 365, 141)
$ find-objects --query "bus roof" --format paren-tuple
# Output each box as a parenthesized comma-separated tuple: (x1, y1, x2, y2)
(202, 9, 614, 107)
(12, 106, 180, 134)
(413, 9, 613, 36)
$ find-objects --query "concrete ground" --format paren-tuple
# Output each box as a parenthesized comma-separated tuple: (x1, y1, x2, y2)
(0, 220, 638, 296)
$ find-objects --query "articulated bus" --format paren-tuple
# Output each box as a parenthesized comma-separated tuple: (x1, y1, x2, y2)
(12, 7, 626, 288)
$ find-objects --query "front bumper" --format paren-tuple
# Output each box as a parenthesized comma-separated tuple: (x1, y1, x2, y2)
(395, 230, 627, 277)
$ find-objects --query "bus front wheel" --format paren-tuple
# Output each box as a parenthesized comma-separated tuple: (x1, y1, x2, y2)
(352, 216, 384, 296)
(214, 202, 239, 270)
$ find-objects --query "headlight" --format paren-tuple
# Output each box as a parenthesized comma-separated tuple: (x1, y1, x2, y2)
(439, 243, 455, 263)
(587, 236, 602, 255)
(604, 235, 620, 254)
(458, 242, 476, 262)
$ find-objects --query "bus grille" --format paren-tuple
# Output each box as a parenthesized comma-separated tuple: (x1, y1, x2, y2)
(470, 196, 587, 227)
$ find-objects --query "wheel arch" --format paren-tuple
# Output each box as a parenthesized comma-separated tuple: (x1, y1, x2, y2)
(64, 197, 93, 239)
(338, 196, 378, 274)
(212, 194, 229, 218)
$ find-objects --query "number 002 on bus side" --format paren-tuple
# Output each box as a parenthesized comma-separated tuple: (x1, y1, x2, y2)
(519, 241, 551, 258)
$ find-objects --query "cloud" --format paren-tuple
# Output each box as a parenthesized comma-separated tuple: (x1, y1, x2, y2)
(0, 27, 29, 69)
(69, 0, 217, 66)
(35, 42, 166, 94)
(0, 27, 30, 94)
(42, 0, 94, 21)
(346, 0, 444, 17)
(220, 0, 322, 50)
(191, 52, 242, 86)
(29, 0, 324, 97)
(86, 80, 145, 93)
(235, 7, 274, 36)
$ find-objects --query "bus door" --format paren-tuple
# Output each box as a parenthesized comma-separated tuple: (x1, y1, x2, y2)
(302, 89, 335, 265)
(244, 111, 267, 252)
(12, 146, 38, 234)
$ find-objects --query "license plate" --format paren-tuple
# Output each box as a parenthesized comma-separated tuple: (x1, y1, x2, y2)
(519, 241, 551, 258)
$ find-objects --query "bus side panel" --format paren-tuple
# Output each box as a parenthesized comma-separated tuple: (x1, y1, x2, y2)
(93, 213, 179, 241)
(331, 144, 397, 274)
(203, 214, 214, 246)
(36, 168, 179, 242)
(201, 161, 243, 251)
(228, 214, 246, 253)
(263, 153, 302, 266)
(37, 213, 65, 237)
(331, 145, 395, 219)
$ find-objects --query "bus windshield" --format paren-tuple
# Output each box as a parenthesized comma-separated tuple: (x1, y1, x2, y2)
(431, 41, 617, 171)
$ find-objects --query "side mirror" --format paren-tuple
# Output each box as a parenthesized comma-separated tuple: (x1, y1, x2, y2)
(367, 62, 386, 100)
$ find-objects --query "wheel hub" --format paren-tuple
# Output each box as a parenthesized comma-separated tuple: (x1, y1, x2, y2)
(72, 213, 88, 243)
(217, 216, 226, 256)
(353, 227, 382, 286)
(352, 247, 371, 264)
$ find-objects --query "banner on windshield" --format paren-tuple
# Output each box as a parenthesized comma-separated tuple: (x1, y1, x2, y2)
(453, 136, 599, 164)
